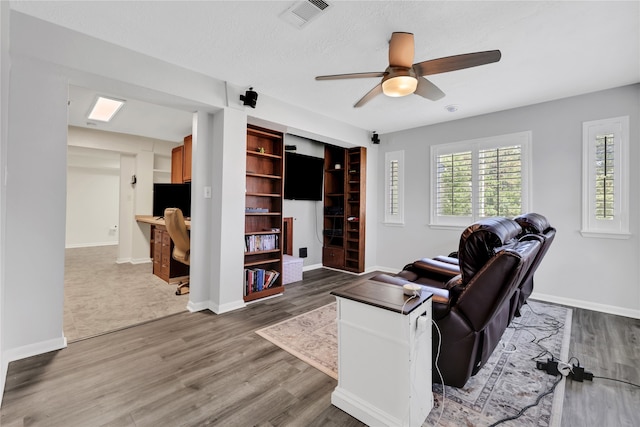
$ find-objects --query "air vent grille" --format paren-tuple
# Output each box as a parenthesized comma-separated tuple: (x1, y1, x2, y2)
(280, 0, 331, 29)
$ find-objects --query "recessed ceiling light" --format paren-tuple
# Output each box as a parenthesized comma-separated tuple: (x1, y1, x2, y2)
(445, 104, 459, 113)
(88, 96, 125, 122)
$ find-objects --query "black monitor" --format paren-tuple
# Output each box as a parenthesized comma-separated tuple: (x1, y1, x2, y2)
(284, 152, 324, 201)
(153, 182, 191, 218)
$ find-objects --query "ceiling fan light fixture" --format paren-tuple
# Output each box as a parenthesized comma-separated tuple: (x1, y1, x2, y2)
(381, 68, 418, 97)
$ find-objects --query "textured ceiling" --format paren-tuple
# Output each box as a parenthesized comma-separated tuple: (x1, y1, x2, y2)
(11, 1, 640, 140)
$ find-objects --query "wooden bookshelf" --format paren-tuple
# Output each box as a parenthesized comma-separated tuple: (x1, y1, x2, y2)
(345, 147, 366, 272)
(322, 145, 366, 272)
(244, 125, 284, 302)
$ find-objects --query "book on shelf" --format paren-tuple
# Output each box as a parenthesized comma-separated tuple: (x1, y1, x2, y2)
(245, 234, 279, 252)
(244, 268, 280, 296)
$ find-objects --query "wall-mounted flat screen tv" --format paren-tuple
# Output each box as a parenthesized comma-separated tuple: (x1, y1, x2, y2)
(153, 182, 191, 218)
(284, 152, 324, 201)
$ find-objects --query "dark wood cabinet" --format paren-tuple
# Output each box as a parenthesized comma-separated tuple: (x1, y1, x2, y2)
(182, 135, 192, 182)
(323, 246, 345, 269)
(243, 125, 284, 302)
(322, 145, 366, 273)
(171, 135, 192, 183)
(152, 226, 189, 283)
(171, 146, 184, 183)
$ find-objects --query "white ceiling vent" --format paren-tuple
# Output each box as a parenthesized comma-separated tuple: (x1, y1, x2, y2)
(280, 0, 331, 29)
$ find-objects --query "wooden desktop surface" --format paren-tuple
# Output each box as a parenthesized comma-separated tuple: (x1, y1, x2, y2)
(135, 215, 191, 229)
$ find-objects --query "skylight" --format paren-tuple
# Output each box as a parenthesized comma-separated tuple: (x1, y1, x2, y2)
(88, 96, 125, 122)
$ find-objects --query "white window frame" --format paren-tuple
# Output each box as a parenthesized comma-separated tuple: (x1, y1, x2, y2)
(581, 116, 630, 239)
(430, 131, 532, 228)
(384, 150, 404, 225)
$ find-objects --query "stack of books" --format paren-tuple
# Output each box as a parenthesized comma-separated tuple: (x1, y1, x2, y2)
(244, 268, 280, 295)
(244, 234, 279, 252)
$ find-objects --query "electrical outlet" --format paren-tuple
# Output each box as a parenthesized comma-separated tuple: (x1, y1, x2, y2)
(299, 247, 308, 258)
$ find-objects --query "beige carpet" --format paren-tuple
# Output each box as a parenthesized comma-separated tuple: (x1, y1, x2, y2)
(64, 245, 188, 342)
(255, 299, 572, 427)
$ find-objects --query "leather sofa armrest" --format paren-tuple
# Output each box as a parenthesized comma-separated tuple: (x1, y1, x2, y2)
(433, 255, 460, 265)
(411, 258, 460, 277)
(418, 284, 450, 306)
(370, 274, 450, 305)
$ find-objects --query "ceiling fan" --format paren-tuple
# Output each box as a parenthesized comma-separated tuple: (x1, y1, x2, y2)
(315, 32, 501, 108)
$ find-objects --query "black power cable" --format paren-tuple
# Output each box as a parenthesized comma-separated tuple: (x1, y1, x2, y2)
(487, 376, 563, 427)
(593, 376, 640, 388)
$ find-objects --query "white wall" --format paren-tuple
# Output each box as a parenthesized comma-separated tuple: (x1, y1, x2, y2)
(66, 126, 179, 256)
(376, 84, 640, 318)
(66, 166, 119, 247)
(66, 147, 120, 248)
(282, 134, 325, 267)
(4, 56, 68, 360)
(0, 10, 371, 391)
(0, 0, 9, 404)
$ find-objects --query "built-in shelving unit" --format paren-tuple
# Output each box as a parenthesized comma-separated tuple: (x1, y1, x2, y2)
(345, 147, 366, 272)
(322, 145, 366, 273)
(244, 125, 284, 302)
(322, 145, 346, 269)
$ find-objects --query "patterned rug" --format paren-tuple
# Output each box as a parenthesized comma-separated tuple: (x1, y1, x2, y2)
(256, 299, 572, 427)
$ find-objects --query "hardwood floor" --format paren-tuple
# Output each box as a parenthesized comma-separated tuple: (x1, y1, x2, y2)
(1, 268, 638, 426)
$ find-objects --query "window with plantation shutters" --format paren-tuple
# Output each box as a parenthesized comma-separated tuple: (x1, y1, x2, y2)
(385, 150, 404, 224)
(431, 131, 531, 227)
(478, 145, 522, 217)
(594, 134, 615, 220)
(582, 117, 629, 238)
(389, 159, 399, 215)
(436, 151, 472, 216)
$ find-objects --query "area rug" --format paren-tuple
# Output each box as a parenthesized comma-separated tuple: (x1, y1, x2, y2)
(255, 299, 572, 427)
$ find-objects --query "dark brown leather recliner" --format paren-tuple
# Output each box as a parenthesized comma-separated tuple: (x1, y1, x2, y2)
(373, 217, 542, 388)
(402, 213, 555, 317)
(513, 213, 556, 314)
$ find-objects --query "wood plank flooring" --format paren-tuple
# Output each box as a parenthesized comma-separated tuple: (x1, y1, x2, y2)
(1, 268, 639, 426)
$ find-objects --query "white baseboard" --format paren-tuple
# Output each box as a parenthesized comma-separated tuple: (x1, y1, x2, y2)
(1, 358, 6, 407)
(0, 333, 91, 405)
(130, 257, 152, 265)
(531, 292, 640, 319)
(65, 242, 118, 249)
(3, 336, 67, 365)
(187, 299, 247, 314)
(302, 263, 323, 272)
(367, 265, 398, 275)
(332, 387, 401, 427)
(187, 300, 210, 313)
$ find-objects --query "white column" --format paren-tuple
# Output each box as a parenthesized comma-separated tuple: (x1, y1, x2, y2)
(188, 110, 213, 308)
(189, 107, 247, 313)
(211, 108, 248, 312)
(131, 150, 154, 263)
(117, 154, 135, 263)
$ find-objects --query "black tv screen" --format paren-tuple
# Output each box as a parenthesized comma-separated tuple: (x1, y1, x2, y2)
(153, 182, 191, 218)
(284, 152, 324, 201)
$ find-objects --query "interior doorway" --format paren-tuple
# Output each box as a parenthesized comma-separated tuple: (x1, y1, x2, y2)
(64, 85, 193, 341)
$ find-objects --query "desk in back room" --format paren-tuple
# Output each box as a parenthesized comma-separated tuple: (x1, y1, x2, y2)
(136, 215, 191, 283)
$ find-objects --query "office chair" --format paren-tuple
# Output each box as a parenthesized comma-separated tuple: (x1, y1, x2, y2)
(164, 207, 190, 295)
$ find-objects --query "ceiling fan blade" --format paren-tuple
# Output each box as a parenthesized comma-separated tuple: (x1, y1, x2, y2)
(316, 72, 386, 80)
(413, 50, 502, 77)
(389, 32, 414, 68)
(414, 77, 446, 101)
(354, 83, 383, 108)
